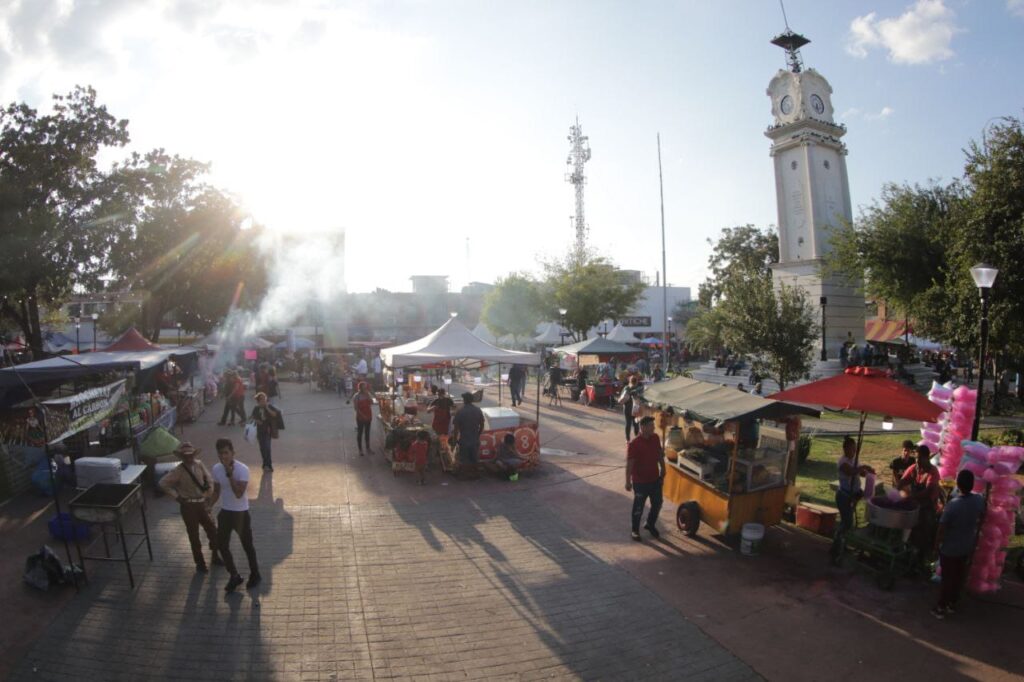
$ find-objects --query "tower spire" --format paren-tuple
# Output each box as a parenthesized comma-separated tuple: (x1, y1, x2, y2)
(771, 28, 810, 73)
(565, 117, 592, 263)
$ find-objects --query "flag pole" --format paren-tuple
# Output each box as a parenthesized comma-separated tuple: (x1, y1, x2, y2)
(658, 134, 668, 369)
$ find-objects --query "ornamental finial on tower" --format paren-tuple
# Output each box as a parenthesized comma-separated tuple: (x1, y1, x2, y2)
(771, 29, 810, 73)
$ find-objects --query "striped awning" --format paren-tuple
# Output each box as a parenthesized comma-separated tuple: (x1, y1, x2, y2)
(865, 319, 910, 343)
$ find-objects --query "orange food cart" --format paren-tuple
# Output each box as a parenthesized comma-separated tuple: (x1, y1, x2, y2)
(640, 378, 819, 537)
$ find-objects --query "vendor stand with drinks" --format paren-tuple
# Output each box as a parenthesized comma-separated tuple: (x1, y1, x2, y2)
(640, 377, 820, 538)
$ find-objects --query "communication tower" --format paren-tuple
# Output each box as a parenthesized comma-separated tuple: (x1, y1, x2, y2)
(565, 117, 592, 261)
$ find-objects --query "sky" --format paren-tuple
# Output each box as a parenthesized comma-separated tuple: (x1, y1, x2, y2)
(1, 0, 1022, 297)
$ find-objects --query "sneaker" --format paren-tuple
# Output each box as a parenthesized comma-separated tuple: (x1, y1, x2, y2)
(225, 574, 244, 592)
(246, 573, 262, 589)
(631, 531, 642, 542)
(930, 606, 945, 620)
(645, 525, 661, 539)
(195, 563, 209, 574)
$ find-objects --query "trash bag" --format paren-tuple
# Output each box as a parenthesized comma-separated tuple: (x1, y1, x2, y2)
(23, 545, 72, 591)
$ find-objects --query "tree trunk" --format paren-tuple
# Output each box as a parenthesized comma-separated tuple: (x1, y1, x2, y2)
(25, 295, 44, 359)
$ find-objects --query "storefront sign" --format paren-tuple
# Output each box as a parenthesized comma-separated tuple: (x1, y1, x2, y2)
(620, 317, 651, 327)
(42, 379, 127, 445)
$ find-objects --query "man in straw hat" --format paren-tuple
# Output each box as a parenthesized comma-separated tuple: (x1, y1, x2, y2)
(159, 441, 223, 573)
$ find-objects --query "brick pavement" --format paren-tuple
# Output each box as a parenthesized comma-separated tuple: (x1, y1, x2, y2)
(9, 384, 758, 681)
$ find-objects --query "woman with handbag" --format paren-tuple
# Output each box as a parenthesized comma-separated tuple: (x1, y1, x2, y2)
(617, 375, 644, 444)
(250, 392, 283, 472)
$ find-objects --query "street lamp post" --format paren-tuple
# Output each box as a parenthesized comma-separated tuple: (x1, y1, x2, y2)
(970, 263, 998, 440)
(176, 321, 182, 346)
(74, 317, 80, 354)
(819, 296, 828, 362)
(91, 313, 99, 352)
(558, 308, 568, 345)
(666, 316, 673, 368)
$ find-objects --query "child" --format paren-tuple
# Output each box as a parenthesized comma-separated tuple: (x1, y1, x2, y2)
(410, 430, 431, 485)
(492, 433, 523, 480)
(343, 372, 354, 404)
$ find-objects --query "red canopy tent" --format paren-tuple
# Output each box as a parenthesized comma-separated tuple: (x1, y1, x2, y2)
(103, 327, 161, 352)
(769, 366, 944, 465)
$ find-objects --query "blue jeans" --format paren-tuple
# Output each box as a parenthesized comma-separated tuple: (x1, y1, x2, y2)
(257, 431, 273, 469)
(631, 480, 663, 533)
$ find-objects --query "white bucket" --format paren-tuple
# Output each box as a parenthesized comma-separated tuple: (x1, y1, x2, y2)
(740, 523, 765, 556)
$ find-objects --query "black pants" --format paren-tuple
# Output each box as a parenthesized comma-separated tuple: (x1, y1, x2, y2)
(830, 489, 854, 559)
(631, 480, 663, 533)
(217, 509, 259, 578)
(624, 411, 638, 441)
(220, 398, 246, 424)
(356, 419, 371, 451)
(179, 501, 220, 567)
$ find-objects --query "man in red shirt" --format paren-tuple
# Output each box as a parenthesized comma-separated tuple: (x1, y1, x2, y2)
(626, 416, 666, 541)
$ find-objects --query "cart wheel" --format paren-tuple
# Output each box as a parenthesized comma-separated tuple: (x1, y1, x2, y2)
(877, 572, 896, 590)
(676, 501, 701, 537)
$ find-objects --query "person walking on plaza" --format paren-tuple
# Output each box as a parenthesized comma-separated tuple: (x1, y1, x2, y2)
(508, 364, 526, 407)
(249, 392, 283, 472)
(452, 392, 485, 479)
(353, 381, 374, 455)
(218, 370, 247, 426)
(626, 416, 665, 541)
(617, 375, 644, 444)
(211, 438, 260, 592)
(371, 354, 382, 390)
(932, 469, 985, 619)
(158, 442, 223, 573)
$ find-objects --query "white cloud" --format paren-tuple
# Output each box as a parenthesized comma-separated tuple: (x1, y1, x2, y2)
(839, 106, 893, 122)
(1009, 0, 1024, 18)
(845, 0, 961, 64)
(867, 106, 894, 120)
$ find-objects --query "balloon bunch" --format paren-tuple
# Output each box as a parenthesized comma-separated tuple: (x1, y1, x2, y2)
(961, 441, 1024, 593)
(921, 382, 978, 479)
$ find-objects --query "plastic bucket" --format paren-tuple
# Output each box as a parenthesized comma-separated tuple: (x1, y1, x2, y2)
(740, 523, 765, 556)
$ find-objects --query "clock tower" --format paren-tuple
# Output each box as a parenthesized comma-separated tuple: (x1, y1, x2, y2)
(766, 29, 863, 363)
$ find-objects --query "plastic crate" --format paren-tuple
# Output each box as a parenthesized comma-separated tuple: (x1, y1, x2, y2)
(48, 512, 90, 541)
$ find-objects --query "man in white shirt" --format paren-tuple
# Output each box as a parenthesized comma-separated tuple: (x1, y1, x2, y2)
(212, 437, 261, 592)
(371, 355, 382, 390)
(355, 356, 368, 382)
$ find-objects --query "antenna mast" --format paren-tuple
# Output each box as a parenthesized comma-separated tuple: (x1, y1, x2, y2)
(770, 1, 809, 73)
(565, 117, 592, 263)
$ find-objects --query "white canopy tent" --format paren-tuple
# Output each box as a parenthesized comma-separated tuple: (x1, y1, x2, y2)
(382, 318, 541, 369)
(381, 318, 544, 417)
(606, 324, 638, 343)
(533, 322, 566, 346)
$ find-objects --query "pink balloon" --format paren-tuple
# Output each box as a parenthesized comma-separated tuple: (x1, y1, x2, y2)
(983, 468, 999, 483)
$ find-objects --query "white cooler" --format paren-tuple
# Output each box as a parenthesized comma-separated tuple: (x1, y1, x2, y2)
(481, 407, 521, 430)
(75, 457, 123, 488)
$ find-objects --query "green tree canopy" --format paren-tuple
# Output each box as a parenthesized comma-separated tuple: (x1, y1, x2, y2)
(106, 150, 268, 341)
(698, 224, 778, 306)
(481, 274, 542, 346)
(539, 255, 646, 342)
(0, 86, 130, 355)
(824, 115, 1024, 364)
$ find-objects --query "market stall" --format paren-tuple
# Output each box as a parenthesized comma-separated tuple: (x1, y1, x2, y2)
(641, 377, 820, 537)
(380, 319, 543, 473)
(550, 337, 643, 405)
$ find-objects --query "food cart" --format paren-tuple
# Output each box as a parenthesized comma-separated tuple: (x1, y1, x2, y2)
(641, 377, 820, 537)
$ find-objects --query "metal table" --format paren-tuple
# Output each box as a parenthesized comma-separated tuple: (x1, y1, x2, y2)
(69, 483, 153, 589)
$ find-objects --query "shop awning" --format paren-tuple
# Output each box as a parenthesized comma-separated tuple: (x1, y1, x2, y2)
(0, 348, 198, 407)
(865, 319, 910, 343)
(642, 377, 820, 426)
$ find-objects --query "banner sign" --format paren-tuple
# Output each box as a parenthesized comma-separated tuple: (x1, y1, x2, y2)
(42, 379, 127, 445)
(620, 317, 651, 327)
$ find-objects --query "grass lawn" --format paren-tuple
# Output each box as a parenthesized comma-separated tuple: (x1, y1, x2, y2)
(795, 429, 1005, 507)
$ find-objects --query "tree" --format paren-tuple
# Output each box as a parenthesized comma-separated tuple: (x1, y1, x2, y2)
(538, 255, 646, 341)
(0, 87, 130, 356)
(107, 150, 268, 340)
(824, 115, 1024, 367)
(684, 306, 726, 353)
(718, 280, 818, 390)
(698, 225, 779, 306)
(481, 274, 542, 346)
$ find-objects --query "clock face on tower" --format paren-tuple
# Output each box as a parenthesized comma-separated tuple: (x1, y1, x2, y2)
(810, 94, 824, 115)
(780, 95, 793, 115)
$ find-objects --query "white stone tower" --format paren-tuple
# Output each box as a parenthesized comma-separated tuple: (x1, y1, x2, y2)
(766, 29, 864, 363)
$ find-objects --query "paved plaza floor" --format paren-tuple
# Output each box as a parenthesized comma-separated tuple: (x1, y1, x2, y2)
(4, 383, 1024, 680)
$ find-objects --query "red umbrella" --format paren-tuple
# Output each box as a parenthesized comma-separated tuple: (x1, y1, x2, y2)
(769, 366, 944, 464)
